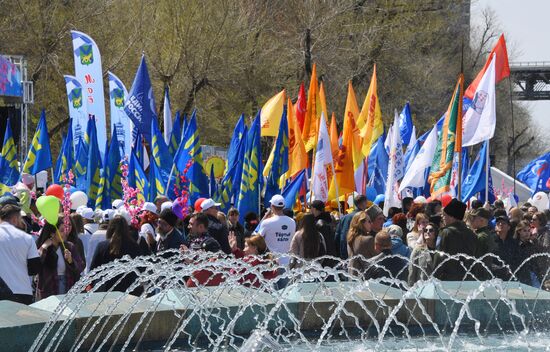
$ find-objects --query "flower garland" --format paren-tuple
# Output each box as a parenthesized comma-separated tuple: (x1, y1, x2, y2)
(61, 170, 74, 236)
(172, 157, 194, 219)
(120, 157, 143, 229)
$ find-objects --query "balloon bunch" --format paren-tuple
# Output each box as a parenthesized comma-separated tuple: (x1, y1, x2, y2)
(172, 158, 194, 220)
(120, 158, 143, 228)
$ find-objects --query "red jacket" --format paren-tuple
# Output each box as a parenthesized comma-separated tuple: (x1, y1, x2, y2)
(230, 249, 278, 288)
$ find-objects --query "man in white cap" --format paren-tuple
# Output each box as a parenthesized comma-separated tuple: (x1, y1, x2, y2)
(256, 194, 296, 265)
(201, 198, 231, 254)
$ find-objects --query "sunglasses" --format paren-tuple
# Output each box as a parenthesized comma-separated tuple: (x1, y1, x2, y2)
(425, 228, 436, 233)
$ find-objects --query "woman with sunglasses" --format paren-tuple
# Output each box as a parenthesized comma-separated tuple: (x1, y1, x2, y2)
(515, 220, 544, 287)
(407, 223, 438, 286)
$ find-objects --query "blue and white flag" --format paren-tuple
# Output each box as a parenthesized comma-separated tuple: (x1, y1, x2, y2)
(398, 102, 414, 145)
(64, 75, 88, 150)
(108, 71, 132, 157)
(400, 124, 437, 191)
(383, 111, 404, 216)
(124, 55, 158, 144)
(71, 31, 107, 157)
(517, 151, 550, 194)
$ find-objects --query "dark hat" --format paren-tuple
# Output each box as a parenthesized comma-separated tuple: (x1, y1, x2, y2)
(159, 208, 178, 227)
(310, 200, 325, 212)
(366, 204, 384, 221)
(470, 207, 492, 220)
(201, 237, 221, 253)
(495, 215, 510, 224)
(443, 198, 467, 220)
(0, 195, 20, 207)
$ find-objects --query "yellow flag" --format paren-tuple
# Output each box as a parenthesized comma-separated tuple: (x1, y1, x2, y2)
(302, 63, 319, 151)
(328, 110, 355, 199)
(287, 97, 307, 177)
(260, 89, 286, 137)
(343, 81, 365, 175)
(358, 64, 384, 157)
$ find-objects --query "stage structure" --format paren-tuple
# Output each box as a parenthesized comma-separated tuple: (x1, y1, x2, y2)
(0, 54, 33, 164)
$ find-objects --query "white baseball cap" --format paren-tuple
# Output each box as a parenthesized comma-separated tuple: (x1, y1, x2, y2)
(115, 208, 131, 225)
(201, 198, 221, 211)
(139, 223, 155, 239)
(81, 207, 95, 220)
(102, 209, 115, 222)
(269, 194, 285, 208)
(160, 201, 173, 212)
(112, 199, 124, 210)
(75, 205, 87, 214)
(142, 202, 158, 214)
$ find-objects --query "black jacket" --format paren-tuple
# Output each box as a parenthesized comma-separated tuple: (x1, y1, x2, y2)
(206, 214, 231, 254)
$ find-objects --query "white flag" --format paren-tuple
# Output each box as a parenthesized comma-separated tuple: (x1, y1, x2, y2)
(312, 113, 333, 202)
(405, 125, 417, 156)
(462, 53, 497, 146)
(163, 88, 172, 145)
(399, 124, 438, 191)
(383, 111, 404, 216)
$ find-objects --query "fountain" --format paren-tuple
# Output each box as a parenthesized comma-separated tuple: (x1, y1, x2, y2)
(1, 251, 549, 351)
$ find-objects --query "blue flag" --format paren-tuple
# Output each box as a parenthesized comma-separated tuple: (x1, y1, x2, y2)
(169, 111, 182, 158)
(151, 118, 174, 186)
(85, 118, 103, 207)
(148, 154, 166, 202)
(54, 120, 75, 184)
(128, 149, 148, 202)
(132, 129, 144, 167)
(108, 125, 123, 201)
(182, 113, 189, 137)
(517, 151, 550, 194)
(209, 163, 217, 198)
(367, 135, 389, 195)
(173, 110, 209, 204)
(237, 112, 262, 223)
(0, 119, 20, 186)
(216, 116, 247, 213)
(398, 102, 414, 145)
(124, 55, 157, 144)
(462, 141, 492, 202)
(264, 106, 289, 207)
(22, 109, 53, 175)
(281, 169, 306, 209)
(73, 136, 88, 191)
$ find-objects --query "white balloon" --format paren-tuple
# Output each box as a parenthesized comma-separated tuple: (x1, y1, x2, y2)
(531, 192, 549, 211)
(70, 191, 88, 210)
(414, 196, 427, 204)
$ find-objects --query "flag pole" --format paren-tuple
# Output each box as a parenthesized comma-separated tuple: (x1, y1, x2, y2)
(485, 140, 490, 203)
(165, 164, 175, 196)
(308, 112, 322, 206)
(329, 159, 342, 215)
(457, 39, 465, 201)
(508, 76, 517, 196)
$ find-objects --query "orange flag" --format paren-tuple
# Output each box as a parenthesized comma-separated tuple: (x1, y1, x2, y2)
(329, 112, 339, 162)
(295, 82, 307, 131)
(328, 108, 355, 199)
(342, 81, 365, 192)
(358, 64, 384, 157)
(302, 63, 319, 152)
(287, 97, 307, 177)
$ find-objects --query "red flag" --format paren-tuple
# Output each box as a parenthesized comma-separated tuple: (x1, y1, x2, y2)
(295, 82, 307, 131)
(465, 34, 510, 99)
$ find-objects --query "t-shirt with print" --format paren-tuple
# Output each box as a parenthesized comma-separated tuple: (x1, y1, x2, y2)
(257, 215, 296, 265)
(0, 223, 39, 295)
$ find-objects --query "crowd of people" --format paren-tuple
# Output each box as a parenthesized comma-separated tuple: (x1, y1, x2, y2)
(1, 188, 549, 306)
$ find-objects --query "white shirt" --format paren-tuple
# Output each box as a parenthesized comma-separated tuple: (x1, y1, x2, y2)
(56, 247, 66, 276)
(79, 232, 92, 263)
(257, 215, 296, 265)
(0, 222, 39, 295)
(86, 229, 107, 273)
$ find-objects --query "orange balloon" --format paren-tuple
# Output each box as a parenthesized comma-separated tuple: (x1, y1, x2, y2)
(46, 184, 65, 201)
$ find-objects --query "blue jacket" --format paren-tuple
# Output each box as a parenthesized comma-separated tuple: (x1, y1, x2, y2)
(335, 210, 359, 259)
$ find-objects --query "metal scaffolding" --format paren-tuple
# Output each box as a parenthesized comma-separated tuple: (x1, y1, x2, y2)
(510, 61, 550, 101)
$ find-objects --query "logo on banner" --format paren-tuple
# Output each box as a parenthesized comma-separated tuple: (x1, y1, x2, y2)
(78, 44, 94, 65)
(69, 88, 83, 109)
(113, 88, 125, 108)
